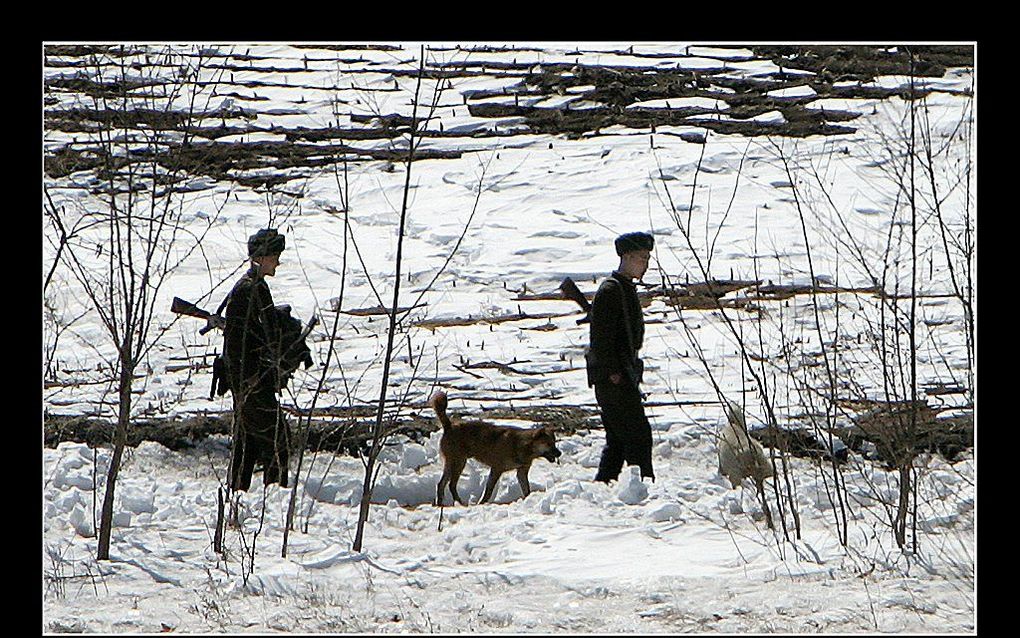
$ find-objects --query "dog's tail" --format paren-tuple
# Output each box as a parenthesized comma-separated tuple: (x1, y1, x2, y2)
(430, 390, 452, 430)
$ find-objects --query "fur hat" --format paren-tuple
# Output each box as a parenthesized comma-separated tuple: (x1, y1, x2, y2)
(247, 228, 286, 257)
(615, 231, 654, 256)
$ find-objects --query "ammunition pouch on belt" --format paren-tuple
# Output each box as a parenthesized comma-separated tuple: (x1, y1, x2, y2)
(210, 355, 230, 400)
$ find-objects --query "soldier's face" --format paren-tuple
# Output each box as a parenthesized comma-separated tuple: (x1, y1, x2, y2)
(255, 254, 281, 277)
(622, 249, 651, 280)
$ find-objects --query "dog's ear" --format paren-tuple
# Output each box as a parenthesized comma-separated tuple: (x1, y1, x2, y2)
(534, 427, 555, 441)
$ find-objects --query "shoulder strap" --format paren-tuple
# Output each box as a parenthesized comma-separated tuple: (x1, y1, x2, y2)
(217, 268, 252, 316)
(613, 279, 637, 356)
(214, 289, 232, 316)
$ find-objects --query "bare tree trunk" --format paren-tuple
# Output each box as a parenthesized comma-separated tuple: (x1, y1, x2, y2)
(96, 354, 133, 560)
(895, 49, 919, 552)
(894, 463, 911, 548)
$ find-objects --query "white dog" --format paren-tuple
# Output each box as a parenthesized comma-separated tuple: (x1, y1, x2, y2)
(717, 399, 774, 489)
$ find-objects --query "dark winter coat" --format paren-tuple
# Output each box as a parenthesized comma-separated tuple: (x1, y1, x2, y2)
(585, 271, 645, 388)
(586, 271, 654, 481)
(222, 266, 290, 491)
(223, 265, 284, 393)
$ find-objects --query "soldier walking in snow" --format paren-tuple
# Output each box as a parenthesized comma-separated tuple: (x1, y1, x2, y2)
(222, 228, 292, 491)
(585, 232, 656, 483)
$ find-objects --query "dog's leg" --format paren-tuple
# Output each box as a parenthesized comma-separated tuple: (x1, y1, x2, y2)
(516, 465, 532, 499)
(448, 458, 468, 506)
(756, 478, 774, 530)
(436, 465, 451, 507)
(480, 469, 502, 504)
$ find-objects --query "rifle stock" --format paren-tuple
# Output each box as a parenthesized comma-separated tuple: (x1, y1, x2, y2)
(171, 297, 210, 318)
(171, 297, 224, 334)
(559, 277, 591, 324)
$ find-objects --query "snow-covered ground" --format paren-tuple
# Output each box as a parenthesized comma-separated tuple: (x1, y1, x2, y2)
(44, 431, 974, 633)
(43, 42, 975, 633)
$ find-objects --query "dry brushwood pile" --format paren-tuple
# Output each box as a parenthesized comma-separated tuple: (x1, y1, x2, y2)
(44, 44, 972, 191)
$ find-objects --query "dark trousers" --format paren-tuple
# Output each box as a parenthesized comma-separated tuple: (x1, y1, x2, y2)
(593, 381, 654, 482)
(229, 384, 291, 491)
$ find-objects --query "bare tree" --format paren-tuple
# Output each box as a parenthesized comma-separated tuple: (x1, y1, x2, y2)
(352, 45, 437, 552)
(281, 201, 351, 556)
(44, 44, 227, 560)
(344, 45, 493, 551)
(649, 140, 802, 541)
(759, 48, 974, 553)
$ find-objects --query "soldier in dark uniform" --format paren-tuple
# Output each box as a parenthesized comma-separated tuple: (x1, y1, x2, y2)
(223, 228, 291, 491)
(586, 232, 656, 483)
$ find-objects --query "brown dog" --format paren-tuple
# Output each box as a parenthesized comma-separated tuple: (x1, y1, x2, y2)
(430, 390, 562, 506)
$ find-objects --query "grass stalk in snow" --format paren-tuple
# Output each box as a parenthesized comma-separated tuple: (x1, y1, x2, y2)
(234, 485, 269, 587)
